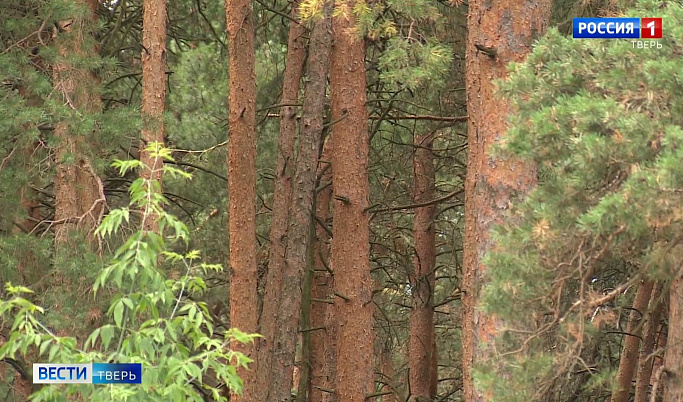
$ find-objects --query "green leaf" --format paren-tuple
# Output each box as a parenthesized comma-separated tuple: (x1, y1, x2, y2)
(113, 300, 125, 327)
(185, 362, 202, 382)
(39, 339, 52, 356)
(101, 325, 115, 349)
(48, 344, 59, 362)
(121, 297, 134, 311)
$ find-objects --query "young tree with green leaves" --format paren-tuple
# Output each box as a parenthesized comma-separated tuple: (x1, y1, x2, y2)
(0, 144, 255, 401)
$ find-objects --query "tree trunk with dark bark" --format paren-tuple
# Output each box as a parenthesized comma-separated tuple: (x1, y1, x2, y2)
(634, 282, 664, 402)
(461, 1, 551, 400)
(266, 2, 333, 400)
(309, 140, 337, 402)
(410, 132, 437, 400)
(380, 342, 399, 402)
(330, 3, 375, 400)
(256, 3, 306, 399)
(612, 279, 655, 402)
(140, 0, 167, 233)
(225, 0, 258, 397)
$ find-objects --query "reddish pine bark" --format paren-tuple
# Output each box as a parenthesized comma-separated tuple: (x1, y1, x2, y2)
(225, 0, 258, 397)
(430, 328, 438, 398)
(461, 1, 551, 400)
(309, 141, 337, 402)
(257, 3, 306, 399)
(52, 0, 103, 248)
(409, 132, 437, 400)
(140, 0, 167, 233)
(15, 145, 43, 288)
(650, 314, 668, 398)
(380, 343, 399, 402)
(266, 2, 333, 400)
(612, 280, 655, 402)
(634, 282, 664, 402)
(664, 278, 683, 401)
(44, 9, 103, 399)
(330, 3, 375, 400)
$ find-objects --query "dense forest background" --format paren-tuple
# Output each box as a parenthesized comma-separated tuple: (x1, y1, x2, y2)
(1, 0, 682, 401)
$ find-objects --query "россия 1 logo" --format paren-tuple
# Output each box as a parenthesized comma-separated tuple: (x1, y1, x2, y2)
(573, 18, 663, 39)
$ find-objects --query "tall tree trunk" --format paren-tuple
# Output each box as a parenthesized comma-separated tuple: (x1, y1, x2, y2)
(410, 132, 437, 400)
(380, 343, 399, 402)
(664, 278, 683, 401)
(330, 3, 375, 400)
(51, 0, 104, 351)
(309, 141, 337, 402)
(635, 283, 665, 402)
(461, 1, 551, 401)
(296, 215, 316, 402)
(225, 0, 258, 397)
(267, 3, 333, 399)
(14, 143, 43, 289)
(140, 0, 167, 233)
(430, 331, 438, 398)
(256, 1, 306, 400)
(53, 0, 103, 249)
(650, 310, 668, 400)
(612, 279, 655, 402)
(257, 2, 306, 399)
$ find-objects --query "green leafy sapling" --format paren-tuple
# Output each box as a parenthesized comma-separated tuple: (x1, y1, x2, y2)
(0, 142, 257, 401)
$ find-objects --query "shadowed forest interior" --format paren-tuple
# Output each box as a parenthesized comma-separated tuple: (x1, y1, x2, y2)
(1, 0, 683, 401)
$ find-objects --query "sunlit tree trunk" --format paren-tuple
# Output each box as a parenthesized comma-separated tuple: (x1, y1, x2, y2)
(461, 0, 551, 400)
(257, 2, 306, 399)
(410, 132, 437, 400)
(140, 0, 167, 233)
(330, 2, 375, 399)
(267, 1, 333, 399)
(225, 0, 258, 398)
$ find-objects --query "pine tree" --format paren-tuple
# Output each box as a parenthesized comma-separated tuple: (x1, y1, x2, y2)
(409, 131, 437, 400)
(461, 0, 551, 400)
(330, 1, 375, 400)
(225, 0, 258, 398)
(257, 1, 307, 399)
(477, 1, 683, 400)
(267, 1, 333, 399)
(309, 140, 337, 402)
(50, 0, 104, 353)
(140, 0, 168, 233)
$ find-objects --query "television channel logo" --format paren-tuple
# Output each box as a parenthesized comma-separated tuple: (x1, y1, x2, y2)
(573, 18, 662, 39)
(33, 363, 142, 384)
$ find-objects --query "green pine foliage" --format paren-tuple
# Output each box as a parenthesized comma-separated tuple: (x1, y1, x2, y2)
(0, 144, 256, 401)
(477, 0, 683, 400)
